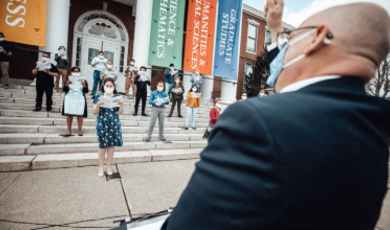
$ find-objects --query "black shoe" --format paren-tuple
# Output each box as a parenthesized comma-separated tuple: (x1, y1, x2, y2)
(192, 127, 196, 130)
(178, 115, 183, 118)
(4, 84, 9, 89)
(90, 95, 95, 99)
(167, 114, 172, 117)
(142, 113, 148, 117)
(160, 138, 167, 142)
(185, 127, 188, 130)
(133, 113, 138, 116)
(46, 108, 52, 112)
(145, 138, 151, 142)
(32, 108, 41, 112)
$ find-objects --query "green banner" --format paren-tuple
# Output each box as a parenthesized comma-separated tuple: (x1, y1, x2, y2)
(148, 0, 186, 68)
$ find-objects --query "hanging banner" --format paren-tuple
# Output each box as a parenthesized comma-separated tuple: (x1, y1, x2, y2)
(148, 0, 186, 68)
(0, 0, 47, 46)
(213, 0, 242, 80)
(183, 0, 217, 75)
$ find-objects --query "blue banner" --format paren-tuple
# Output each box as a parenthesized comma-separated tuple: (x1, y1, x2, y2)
(213, 0, 242, 80)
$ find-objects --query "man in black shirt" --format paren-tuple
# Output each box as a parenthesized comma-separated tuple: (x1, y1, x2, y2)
(0, 32, 13, 89)
(32, 52, 59, 112)
(133, 66, 151, 116)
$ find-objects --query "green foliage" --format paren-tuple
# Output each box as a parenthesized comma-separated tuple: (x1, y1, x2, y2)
(244, 49, 270, 97)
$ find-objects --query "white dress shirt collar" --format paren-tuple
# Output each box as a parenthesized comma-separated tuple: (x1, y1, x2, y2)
(280, 75, 341, 93)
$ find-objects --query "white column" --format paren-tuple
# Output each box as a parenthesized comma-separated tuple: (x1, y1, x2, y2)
(220, 80, 238, 104)
(38, 0, 70, 87)
(201, 75, 214, 104)
(132, 0, 153, 94)
(183, 71, 193, 95)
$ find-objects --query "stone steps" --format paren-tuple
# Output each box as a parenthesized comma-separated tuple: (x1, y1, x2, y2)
(0, 148, 202, 171)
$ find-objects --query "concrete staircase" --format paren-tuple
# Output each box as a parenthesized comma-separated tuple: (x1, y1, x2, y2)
(0, 84, 212, 171)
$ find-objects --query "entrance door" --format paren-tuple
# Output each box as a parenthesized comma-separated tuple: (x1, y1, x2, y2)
(103, 42, 125, 93)
(85, 39, 102, 90)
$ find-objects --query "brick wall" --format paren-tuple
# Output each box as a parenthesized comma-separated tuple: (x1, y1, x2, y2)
(67, 0, 135, 72)
(236, 12, 267, 99)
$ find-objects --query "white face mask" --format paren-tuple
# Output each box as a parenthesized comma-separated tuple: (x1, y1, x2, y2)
(157, 86, 164, 92)
(106, 64, 113, 69)
(196, 72, 199, 75)
(242, 96, 247, 100)
(175, 80, 180, 83)
(60, 49, 65, 52)
(192, 88, 197, 92)
(130, 62, 135, 66)
(99, 55, 104, 59)
(42, 57, 49, 62)
(140, 71, 146, 75)
(216, 104, 222, 108)
(0, 38, 4, 42)
(170, 67, 174, 70)
(71, 72, 80, 77)
(104, 86, 114, 94)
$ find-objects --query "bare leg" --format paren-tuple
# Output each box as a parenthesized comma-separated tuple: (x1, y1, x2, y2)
(66, 115, 73, 135)
(98, 148, 106, 177)
(106, 147, 115, 175)
(77, 116, 83, 135)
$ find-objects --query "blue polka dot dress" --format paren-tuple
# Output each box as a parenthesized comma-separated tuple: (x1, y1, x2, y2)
(93, 93, 123, 149)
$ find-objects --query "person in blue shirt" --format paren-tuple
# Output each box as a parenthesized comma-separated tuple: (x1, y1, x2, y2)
(146, 81, 170, 142)
(164, 63, 178, 99)
(190, 69, 203, 92)
(90, 51, 107, 99)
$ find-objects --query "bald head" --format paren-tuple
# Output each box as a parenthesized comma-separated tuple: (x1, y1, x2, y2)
(301, 3, 390, 67)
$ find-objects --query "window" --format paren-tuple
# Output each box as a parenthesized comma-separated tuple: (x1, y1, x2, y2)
(77, 13, 127, 41)
(247, 24, 258, 52)
(244, 63, 253, 89)
(120, 46, 125, 73)
(75, 38, 82, 67)
(265, 29, 272, 46)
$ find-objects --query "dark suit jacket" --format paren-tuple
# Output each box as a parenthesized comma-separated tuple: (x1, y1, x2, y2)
(162, 77, 390, 230)
(134, 75, 151, 91)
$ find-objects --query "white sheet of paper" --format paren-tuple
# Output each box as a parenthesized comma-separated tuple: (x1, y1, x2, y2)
(172, 88, 182, 93)
(0, 46, 3, 52)
(129, 65, 138, 71)
(105, 71, 117, 79)
(140, 74, 148, 81)
(68, 76, 85, 86)
(155, 97, 168, 106)
(191, 92, 201, 98)
(58, 51, 67, 60)
(37, 62, 50, 71)
(171, 70, 176, 75)
(99, 96, 122, 109)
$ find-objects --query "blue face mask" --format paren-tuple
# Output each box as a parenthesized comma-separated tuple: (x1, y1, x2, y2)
(267, 30, 331, 89)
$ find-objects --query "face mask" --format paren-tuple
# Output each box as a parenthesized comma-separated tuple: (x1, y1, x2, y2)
(42, 57, 49, 62)
(0, 38, 4, 42)
(170, 67, 174, 70)
(216, 104, 222, 108)
(130, 62, 135, 66)
(140, 71, 146, 75)
(242, 96, 247, 100)
(106, 64, 113, 69)
(192, 88, 197, 92)
(60, 49, 65, 52)
(99, 55, 104, 59)
(72, 72, 80, 77)
(104, 86, 114, 94)
(175, 80, 180, 83)
(196, 72, 199, 75)
(267, 30, 331, 89)
(157, 86, 164, 92)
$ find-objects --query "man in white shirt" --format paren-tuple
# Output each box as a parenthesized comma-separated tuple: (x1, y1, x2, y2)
(162, 1, 390, 229)
(90, 51, 107, 99)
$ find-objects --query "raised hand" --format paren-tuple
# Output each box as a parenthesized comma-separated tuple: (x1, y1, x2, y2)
(264, 0, 284, 43)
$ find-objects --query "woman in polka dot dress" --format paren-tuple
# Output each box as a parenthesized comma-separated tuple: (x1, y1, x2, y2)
(93, 78, 124, 177)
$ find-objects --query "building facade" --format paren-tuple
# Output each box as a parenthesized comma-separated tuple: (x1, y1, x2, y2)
(3, 0, 293, 103)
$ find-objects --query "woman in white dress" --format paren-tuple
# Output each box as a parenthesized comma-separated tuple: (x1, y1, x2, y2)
(61, 67, 89, 136)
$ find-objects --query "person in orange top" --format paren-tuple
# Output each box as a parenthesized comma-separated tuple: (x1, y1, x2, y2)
(185, 84, 201, 130)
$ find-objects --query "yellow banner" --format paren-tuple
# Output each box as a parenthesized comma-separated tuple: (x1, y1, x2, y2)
(0, 0, 47, 46)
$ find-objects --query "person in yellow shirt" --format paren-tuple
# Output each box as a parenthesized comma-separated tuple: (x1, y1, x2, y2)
(185, 84, 201, 130)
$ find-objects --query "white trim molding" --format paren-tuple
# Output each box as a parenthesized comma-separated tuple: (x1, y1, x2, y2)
(247, 19, 260, 26)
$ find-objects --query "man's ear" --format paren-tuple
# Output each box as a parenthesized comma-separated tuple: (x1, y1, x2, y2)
(303, 25, 329, 55)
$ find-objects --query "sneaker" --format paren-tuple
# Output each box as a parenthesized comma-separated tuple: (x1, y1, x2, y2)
(46, 108, 52, 112)
(4, 84, 9, 89)
(167, 114, 172, 117)
(54, 90, 58, 93)
(145, 138, 151, 142)
(178, 115, 183, 118)
(90, 95, 95, 99)
(32, 108, 41, 112)
(160, 138, 167, 142)
(133, 113, 138, 116)
(142, 113, 148, 117)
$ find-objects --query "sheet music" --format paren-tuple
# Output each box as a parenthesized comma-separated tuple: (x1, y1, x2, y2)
(68, 76, 85, 86)
(191, 92, 201, 98)
(140, 74, 148, 82)
(129, 65, 138, 71)
(105, 71, 117, 79)
(99, 96, 122, 109)
(172, 88, 182, 93)
(155, 97, 168, 106)
(171, 69, 177, 75)
(36, 62, 51, 71)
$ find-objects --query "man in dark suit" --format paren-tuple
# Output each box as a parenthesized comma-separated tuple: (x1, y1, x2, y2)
(162, 1, 390, 230)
